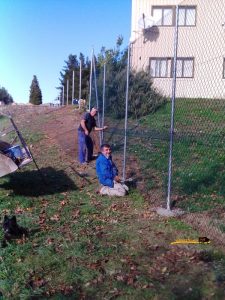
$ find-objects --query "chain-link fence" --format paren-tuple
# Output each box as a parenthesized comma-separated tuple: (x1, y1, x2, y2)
(83, 0, 225, 247)
(121, 0, 225, 245)
(2, 0, 222, 244)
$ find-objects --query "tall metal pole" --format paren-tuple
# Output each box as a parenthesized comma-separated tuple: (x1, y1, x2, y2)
(167, 5, 179, 210)
(122, 43, 130, 182)
(88, 49, 93, 111)
(62, 85, 64, 106)
(102, 62, 106, 141)
(93, 53, 101, 145)
(79, 59, 82, 107)
(72, 70, 75, 103)
(66, 79, 69, 106)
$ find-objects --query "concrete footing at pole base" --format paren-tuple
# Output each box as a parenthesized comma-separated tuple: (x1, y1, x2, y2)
(156, 207, 185, 217)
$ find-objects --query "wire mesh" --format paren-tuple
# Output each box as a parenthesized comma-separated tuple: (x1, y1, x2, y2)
(59, 1, 225, 247)
(128, 0, 225, 245)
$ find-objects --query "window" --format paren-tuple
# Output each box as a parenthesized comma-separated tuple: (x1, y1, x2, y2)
(178, 6, 196, 26)
(150, 58, 172, 78)
(223, 58, 225, 78)
(152, 6, 196, 27)
(150, 57, 194, 78)
(175, 58, 194, 78)
(152, 6, 174, 26)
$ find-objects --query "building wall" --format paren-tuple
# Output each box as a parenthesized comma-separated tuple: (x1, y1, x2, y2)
(131, 0, 225, 99)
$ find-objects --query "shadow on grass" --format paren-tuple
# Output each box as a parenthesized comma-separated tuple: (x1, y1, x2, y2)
(0, 167, 77, 196)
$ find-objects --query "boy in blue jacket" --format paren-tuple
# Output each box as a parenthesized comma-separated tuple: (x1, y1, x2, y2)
(96, 144, 128, 196)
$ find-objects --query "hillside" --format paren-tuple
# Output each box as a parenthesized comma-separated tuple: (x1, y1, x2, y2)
(0, 105, 225, 299)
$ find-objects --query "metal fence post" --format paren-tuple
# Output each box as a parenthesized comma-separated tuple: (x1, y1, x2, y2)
(122, 43, 130, 182)
(88, 49, 93, 112)
(62, 85, 64, 106)
(167, 5, 179, 210)
(66, 79, 69, 106)
(79, 59, 82, 101)
(72, 70, 75, 103)
(102, 62, 106, 142)
(93, 52, 102, 146)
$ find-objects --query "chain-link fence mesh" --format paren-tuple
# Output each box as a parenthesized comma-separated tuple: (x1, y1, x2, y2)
(20, 0, 224, 248)
(122, 0, 225, 245)
(2, 0, 224, 246)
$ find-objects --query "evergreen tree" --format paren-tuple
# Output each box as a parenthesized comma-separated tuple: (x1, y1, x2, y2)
(128, 71, 166, 119)
(0, 86, 13, 104)
(57, 36, 166, 117)
(96, 36, 166, 119)
(95, 37, 128, 117)
(29, 75, 42, 105)
(58, 53, 90, 104)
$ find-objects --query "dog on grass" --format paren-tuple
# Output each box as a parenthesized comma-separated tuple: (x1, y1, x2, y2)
(2, 215, 28, 247)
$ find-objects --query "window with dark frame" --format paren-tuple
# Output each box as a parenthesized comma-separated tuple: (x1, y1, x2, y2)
(173, 57, 194, 78)
(178, 6, 196, 26)
(150, 58, 172, 78)
(151, 5, 196, 27)
(150, 57, 194, 78)
(152, 6, 174, 26)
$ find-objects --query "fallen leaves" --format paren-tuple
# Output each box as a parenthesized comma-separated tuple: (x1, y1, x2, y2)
(28, 271, 47, 289)
(141, 211, 156, 219)
(46, 237, 54, 245)
(60, 200, 68, 206)
(72, 209, 80, 219)
(148, 248, 205, 281)
(109, 201, 131, 212)
(14, 207, 33, 214)
(38, 209, 47, 229)
(50, 214, 60, 221)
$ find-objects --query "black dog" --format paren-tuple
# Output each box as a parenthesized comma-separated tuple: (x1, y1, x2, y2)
(2, 215, 28, 247)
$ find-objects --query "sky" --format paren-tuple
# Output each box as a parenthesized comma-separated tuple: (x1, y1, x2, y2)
(0, 0, 131, 104)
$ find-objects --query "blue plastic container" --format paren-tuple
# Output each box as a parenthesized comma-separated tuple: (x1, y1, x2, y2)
(3, 145, 23, 161)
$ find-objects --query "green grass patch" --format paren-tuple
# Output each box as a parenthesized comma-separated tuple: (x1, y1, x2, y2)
(129, 98, 225, 213)
(219, 224, 225, 233)
(129, 190, 145, 208)
(179, 195, 225, 212)
(167, 218, 193, 231)
(22, 129, 44, 144)
(140, 98, 225, 137)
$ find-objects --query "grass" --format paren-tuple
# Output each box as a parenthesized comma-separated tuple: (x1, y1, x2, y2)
(141, 98, 225, 131)
(166, 218, 193, 231)
(22, 129, 44, 144)
(128, 98, 225, 213)
(128, 190, 145, 208)
(0, 106, 225, 298)
(219, 224, 225, 233)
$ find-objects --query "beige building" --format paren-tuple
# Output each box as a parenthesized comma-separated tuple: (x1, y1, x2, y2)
(131, 0, 225, 99)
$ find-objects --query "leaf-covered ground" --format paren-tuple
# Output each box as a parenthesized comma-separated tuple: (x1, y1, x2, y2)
(0, 105, 225, 299)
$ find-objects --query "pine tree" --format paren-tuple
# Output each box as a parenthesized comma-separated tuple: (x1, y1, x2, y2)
(57, 37, 166, 116)
(29, 75, 42, 105)
(58, 53, 90, 104)
(0, 86, 13, 104)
